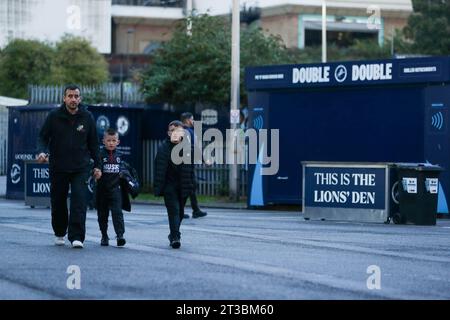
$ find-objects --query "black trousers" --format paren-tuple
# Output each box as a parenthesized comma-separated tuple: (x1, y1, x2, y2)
(97, 186, 125, 237)
(189, 191, 201, 213)
(50, 171, 89, 242)
(189, 176, 201, 212)
(163, 184, 188, 240)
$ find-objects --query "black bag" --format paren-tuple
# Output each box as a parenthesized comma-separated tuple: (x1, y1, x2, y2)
(120, 161, 141, 199)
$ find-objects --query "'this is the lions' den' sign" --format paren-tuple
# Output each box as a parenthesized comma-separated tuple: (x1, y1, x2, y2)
(302, 162, 391, 223)
(24, 161, 51, 207)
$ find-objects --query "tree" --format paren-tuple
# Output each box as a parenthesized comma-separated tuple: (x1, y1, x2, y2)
(141, 14, 230, 108)
(402, 0, 450, 55)
(140, 14, 294, 109)
(285, 39, 392, 64)
(0, 39, 54, 99)
(52, 35, 109, 85)
(0, 36, 109, 99)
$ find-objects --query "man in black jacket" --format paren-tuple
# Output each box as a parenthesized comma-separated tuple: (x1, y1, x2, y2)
(154, 120, 195, 249)
(180, 112, 207, 219)
(37, 85, 101, 249)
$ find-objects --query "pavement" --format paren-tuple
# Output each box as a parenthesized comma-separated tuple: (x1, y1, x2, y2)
(133, 199, 248, 210)
(0, 194, 450, 300)
(0, 174, 246, 209)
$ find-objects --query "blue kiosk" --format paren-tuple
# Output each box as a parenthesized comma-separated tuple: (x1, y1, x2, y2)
(245, 56, 450, 216)
(6, 104, 143, 201)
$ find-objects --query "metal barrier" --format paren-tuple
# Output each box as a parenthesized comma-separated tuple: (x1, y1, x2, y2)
(28, 83, 144, 104)
(0, 106, 7, 175)
(142, 139, 247, 197)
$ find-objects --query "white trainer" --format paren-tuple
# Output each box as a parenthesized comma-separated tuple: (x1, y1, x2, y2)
(71, 240, 84, 249)
(55, 237, 65, 246)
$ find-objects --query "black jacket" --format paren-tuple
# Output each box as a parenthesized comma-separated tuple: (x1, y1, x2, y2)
(94, 149, 140, 212)
(154, 138, 195, 198)
(119, 166, 140, 212)
(37, 104, 100, 172)
(97, 148, 125, 192)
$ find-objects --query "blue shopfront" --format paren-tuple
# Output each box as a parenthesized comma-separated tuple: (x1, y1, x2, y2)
(6, 104, 143, 200)
(245, 56, 450, 215)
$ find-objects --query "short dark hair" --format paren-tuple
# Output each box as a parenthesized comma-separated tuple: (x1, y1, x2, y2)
(64, 84, 81, 96)
(104, 127, 118, 136)
(180, 112, 193, 123)
(168, 120, 183, 128)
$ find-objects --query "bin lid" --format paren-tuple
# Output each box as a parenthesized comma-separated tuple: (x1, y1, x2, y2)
(393, 162, 443, 171)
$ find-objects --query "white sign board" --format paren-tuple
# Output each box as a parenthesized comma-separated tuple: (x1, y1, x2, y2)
(425, 178, 439, 194)
(201, 109, 218, 125)
(230, 109, 240, 124)
(402, 177, 417, 194)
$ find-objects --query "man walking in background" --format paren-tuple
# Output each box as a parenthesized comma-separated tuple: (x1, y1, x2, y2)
(37, 84, 101, 249)
(180, 112, 207, 219)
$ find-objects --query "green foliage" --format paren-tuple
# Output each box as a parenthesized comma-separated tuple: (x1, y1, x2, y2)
(402, 0, 450, 55)
(0, 36, 109, 99)
(240, 25, 294, 102)
(142, 5, 450, 108)
(240, 25, 292, 66)
(141, 14, 398, 109)
(285, 39, 392, 64)
(0, 39, 54, 99)
(82, 89, 107, 105)
(141, 14, 295, 108)
(141, 15, 231, 107)
(52, 35, 109, 85)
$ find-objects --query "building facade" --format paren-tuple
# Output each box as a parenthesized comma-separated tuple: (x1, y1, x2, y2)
(0, 0, 413, 79)
(0, 0, 111, 53)
(193, 0, 412, 49)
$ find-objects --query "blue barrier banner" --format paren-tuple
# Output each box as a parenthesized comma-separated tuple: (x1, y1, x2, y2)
(25, 162, 50, 198)
(304, 166, 386, 209)
(246, 57, 450, 90)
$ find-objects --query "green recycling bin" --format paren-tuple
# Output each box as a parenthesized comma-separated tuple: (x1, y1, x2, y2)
(393, 163, 443, 225)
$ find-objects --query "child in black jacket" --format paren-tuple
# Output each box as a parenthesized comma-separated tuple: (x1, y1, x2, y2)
(96, 128, 127, 247)
(154, 121, 195, 249)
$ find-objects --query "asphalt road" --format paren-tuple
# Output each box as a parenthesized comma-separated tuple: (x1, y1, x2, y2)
(0, 195, 450, 300)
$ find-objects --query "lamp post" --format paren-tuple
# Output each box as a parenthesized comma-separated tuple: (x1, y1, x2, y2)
(229, 0, 240, 201)
(322, 0, 327, 63)
(121, 28, 134, 104)
(126, 28, 135, 80)
(186, 0, 193, 35)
